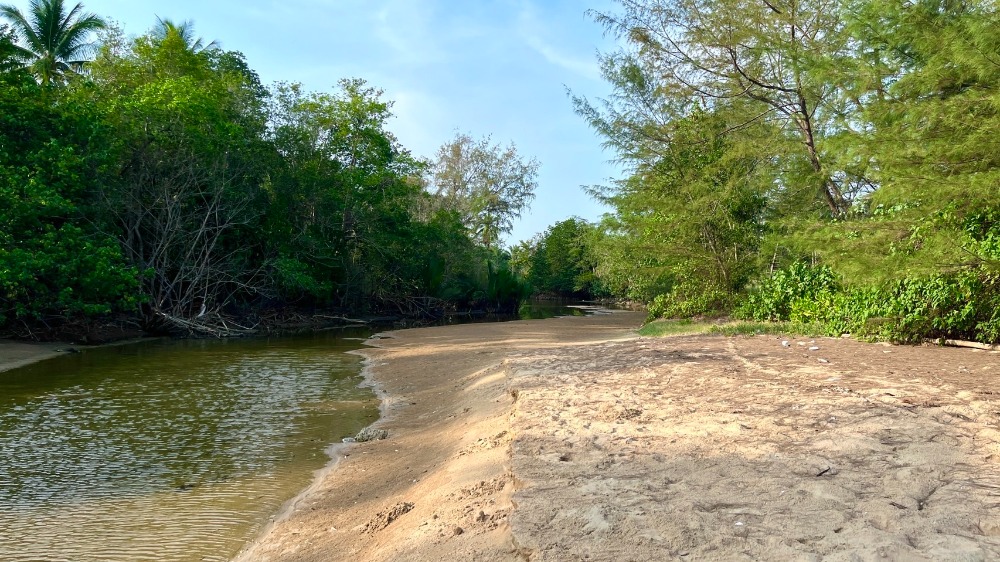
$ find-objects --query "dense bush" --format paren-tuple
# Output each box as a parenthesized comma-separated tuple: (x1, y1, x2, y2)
(736, 262, 839, 322)
(0, 69, 140, 328)
(0, 16, 535, 335)
(571, 0, 1000, 347)
(646, 287, 731, 321)
(738, 264, 1000, 344)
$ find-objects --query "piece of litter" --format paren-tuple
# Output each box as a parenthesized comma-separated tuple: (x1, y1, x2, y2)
(809, 346, 820, 351)
(735, 521, 745, 526)
(818, 358, 830, 363)
(781, 341, 790, 347)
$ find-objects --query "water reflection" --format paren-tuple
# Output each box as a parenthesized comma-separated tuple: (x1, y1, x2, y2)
(518, 300, 606, 320)
(0, 331, 378, 562)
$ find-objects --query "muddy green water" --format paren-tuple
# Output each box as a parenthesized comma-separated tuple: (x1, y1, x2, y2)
(0, 330, 379, 562)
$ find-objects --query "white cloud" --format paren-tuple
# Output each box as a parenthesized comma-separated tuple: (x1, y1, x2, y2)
(372, 0, 450, 66)
(516, 1, 601, 81)
(523, 34, 600, 81)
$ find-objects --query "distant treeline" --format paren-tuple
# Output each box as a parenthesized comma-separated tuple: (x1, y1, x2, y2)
(0, 3, 538, 339)
(513, 0, 1000, 344)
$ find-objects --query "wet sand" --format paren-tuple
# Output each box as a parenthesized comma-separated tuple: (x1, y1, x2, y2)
(0, 340, 64, 373)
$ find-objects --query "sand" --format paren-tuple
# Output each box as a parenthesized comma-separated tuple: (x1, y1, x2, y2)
(235, 312, 1000, 561)
(0, 340, 64, 373)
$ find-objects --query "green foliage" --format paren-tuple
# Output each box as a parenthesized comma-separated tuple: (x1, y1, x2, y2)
(0, 10, 535, 335)
(81, 31, 271, 323)
(0, 226, 139, 322)
(737, 262, 839, 322)
(585, 220, 672, 303)
(858, 0, 1000, 211)
(262, 79, 436, 311)
(573, 89, 772, 305)
(566, 0, 1000, 347)
(590, 0, 858, 216)
(638, 319, 712, 337)
(151, 17, 218, 54)
(518, 218, 603, 298)
(646, 288, 730, 321)
(430, 133, 539, 249)
(0, 69, 138, 326)
(485, 257, 531, 309)
(737, 262, 1000, 344)
(820, 273, 1000, 344)
(0, 0, 106, 85)
(0, 23, 17, 71)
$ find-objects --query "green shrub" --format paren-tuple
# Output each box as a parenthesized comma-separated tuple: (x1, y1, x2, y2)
(647, 287, 730, 321)
(736, 261, 1000, 344)
(638, 318, 714, 337)
(737, 262, 838, 321)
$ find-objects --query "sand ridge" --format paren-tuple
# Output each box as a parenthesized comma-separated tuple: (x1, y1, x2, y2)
(236, 314, 1000, 561)
(0, 340, 63, 373)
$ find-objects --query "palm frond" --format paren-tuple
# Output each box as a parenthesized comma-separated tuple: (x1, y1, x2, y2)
(0, 0, 104, 84)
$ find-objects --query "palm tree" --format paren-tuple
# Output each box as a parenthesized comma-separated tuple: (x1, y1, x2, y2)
(152, 17, 219, 54)
(0, 0, 105, 85)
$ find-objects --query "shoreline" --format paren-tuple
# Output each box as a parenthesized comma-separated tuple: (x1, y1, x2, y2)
(0, 340, 68, 373)
(234, 334, 396, 560)
(10, 312, 999, 560)
(0, 336, 166, 374)
(233, 310, 646, 561)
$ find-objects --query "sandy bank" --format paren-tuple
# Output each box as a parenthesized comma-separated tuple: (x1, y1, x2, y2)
(237, 314, 1000, 561)
(234, 310, 645, 561)
(0, 340, 66, 373)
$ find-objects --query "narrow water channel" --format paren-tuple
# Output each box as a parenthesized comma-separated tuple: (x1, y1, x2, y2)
(0, 330, 379, 562)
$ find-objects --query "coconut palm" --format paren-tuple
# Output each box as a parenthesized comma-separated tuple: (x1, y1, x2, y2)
(152, 17, 219, 54)
(0, 0, 105, 85)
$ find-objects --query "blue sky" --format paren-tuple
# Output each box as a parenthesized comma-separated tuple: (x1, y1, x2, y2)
(8, 0, 625, 246)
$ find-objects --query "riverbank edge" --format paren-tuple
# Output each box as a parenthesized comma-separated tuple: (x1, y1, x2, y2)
(0, 337, 164, 374)
(232, 334, 396, 561)
(0, 340, 63, 373)
(230, 310, 647, 561)
(0, 332, 381, 562)
(234, 311, 637, 560)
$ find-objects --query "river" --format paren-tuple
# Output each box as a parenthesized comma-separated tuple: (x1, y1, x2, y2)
(0, 329, 379, 562)
(0, 303, 601, 561)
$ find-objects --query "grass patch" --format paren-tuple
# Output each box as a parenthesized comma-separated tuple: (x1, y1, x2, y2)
(709, 321, 827, 338)
(640, 319, 830, 339)
(638, 319, 714, 337)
